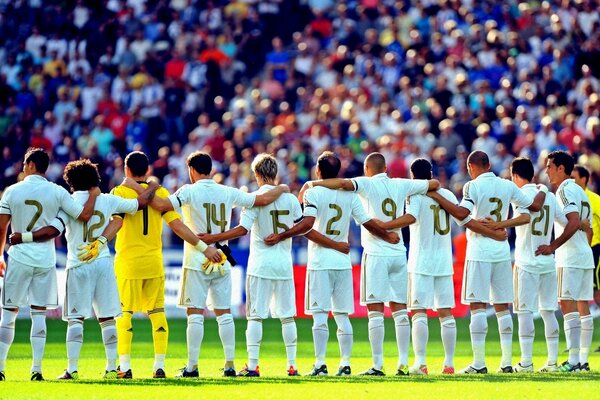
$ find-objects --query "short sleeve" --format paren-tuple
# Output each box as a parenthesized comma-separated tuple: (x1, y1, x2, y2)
(291, 197, 303, 223)
(405, 195, 421, 219)
(443, 190, 470, 226)
(552, 194, 567, 226)
(157, 187, 180, 223)
(557, 184, 579, 215)
(350, 194, 370, 225)
(49, 210, 68, 234)
(303, 188, 318, 218)
(406, 179, 429, 196)
(168, 184, 191, 209)
(59, 186, 84, 219)
(240, 207, 257, 231)
(459, 181, 475, 212)
(0, 189, 11, 215)
(511, 183, 533, 209)
(233, 187, 256, 208)
(112, 196, 139, 215)
(351, 176, 370, 194)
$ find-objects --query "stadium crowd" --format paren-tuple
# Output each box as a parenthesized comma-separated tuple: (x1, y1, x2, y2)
(0, 0, 599, 207)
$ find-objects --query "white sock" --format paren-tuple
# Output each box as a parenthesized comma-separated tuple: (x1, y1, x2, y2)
(246, 319, 262, 370)
(517, 312, 534, 366)
(470, 309, 487, 369)
(411, 312, 428, 366)
(153, 354, 165, 371)
(368, 311, 385, 370)
(334, 313, 353, 367)
(440, 316, 456, 368)
(186, 314, 204, 372)
(216, 314, 235, 364)
(496, 310, 513, 368)
(392, 309, 410, 368)
(540, 310, 559, 365)
(564, 312, 581, 365)
(30, 310, 47, 373)
(312, 312, 329, 368)
(0, 308, 18, 372)
(66, 320, 84, 373)
(281, 317, 297, 369)
(119, 354, 131, 372)
(100, 319, 118, 371)
(580, 314, 594, 364)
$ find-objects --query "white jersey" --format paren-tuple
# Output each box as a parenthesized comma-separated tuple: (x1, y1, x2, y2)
(303, 186, 371, 270)
(50, 192, 138, 270)
(460, 172, 533, 262)
(169, 179, 256, 271)
(0, 175, 84, 268)
(406, 188, 468, 276)
(240, 185, 303, 280)
(513, 184, 559, 274)
(554, 179, 594, 269)
(351, 173, 429, 256)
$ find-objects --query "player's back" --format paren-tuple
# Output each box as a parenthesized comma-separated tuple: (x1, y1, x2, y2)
(1, 175, 82, 268)
(304, 186, 369, 269)
(514, 184, 557, 273)
(407, 188, 457, 276)
(112, 184, 180, 279)
(555, 179, 594, 269)
(240, 185, 302, 279)
(351, 173, 428, 256)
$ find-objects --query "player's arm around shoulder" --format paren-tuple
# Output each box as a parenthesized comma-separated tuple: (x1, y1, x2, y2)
(428, 187, 470, 220)
(253, 184, 289, 207)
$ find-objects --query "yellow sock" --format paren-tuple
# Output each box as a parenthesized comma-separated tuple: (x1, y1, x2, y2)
(116, 312, 133, 357)
(148, 309, 169, 356)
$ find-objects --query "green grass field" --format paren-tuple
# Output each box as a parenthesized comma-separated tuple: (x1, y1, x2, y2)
(1, 316, 598, 399)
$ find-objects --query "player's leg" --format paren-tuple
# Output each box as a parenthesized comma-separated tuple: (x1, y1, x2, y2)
(209, 267, 235, 376)
(390, 258, 409, 375)
(145, 277, 168, 378)
(408, 273, 430, 375)
(436, 275, 456, 374)
(305, 270, 330, 375)
(461, 261, 490, 373)
(491, 260, 514, 372)
(60, 318, 84, 380)
(239, 276, 268, 376)
(0, 307, 18, 379)
(332, 269, 354, 376)
(514, 266, 535, 372)
(29, 265, 58, 379)
(274, 279, 298, 375)
(176, 268, 206, 377)
(558, 267, 581, 371)
(115, 278, 136, 378)
(538, 270, 559, 372)
(577, 269, 594, 371)
(359, 254, 386, 375)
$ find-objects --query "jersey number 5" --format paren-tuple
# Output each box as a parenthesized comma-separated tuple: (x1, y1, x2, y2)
(270, 210, 290, 234)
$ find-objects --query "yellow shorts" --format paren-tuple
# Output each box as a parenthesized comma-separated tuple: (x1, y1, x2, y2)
(117, 277, 165, 312)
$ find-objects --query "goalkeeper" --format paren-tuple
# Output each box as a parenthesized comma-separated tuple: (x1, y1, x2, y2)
(79, 151, 222, 380)
(123, 151, 288, 378)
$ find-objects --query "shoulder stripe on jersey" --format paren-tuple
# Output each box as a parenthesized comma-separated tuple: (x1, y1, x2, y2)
(463, 182, 471, 197)
(304, 204, 317, 209)
(464, 198, 474, 204)
(0, 205, 9, 210)
(56, 217, 66, 230)
(351, 179, 358, 192)
(175, 196, 182, 207)
(113, 213, 126, 219)
(294, 216, 304, 224)
(558, 187, 569, 206)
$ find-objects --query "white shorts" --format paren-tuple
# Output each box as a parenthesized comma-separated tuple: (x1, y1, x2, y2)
(408, 273, 455, 311)
(178, 267, 232, 310)
(246, 275, 296, 320)
(558, 267, 593, 301)
(360, 254, 407, 305)
(513, 266, 558, 313)
(462, 260, 513, 305)
(304, 269, 354, 315)
(63, 257, 121, 320)
(1, 256, 58, 308)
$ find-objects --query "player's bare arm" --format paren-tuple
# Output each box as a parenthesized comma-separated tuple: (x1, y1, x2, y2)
(536, 211, 580, 255)
(253, 184, 290, 206)
(168, 218, 222, 262)
(427, 190, 470, 220)
(198, 225, 249, 245)
(299, 178, 355, 203)
(121, 178, 172, 212)
(8, 226, 61, 245)
(581, 218, 592, 244)
(373, 215, 416, 230)
(0, 213, 10, 276)
(480, 213, 531, 230)
(427, 179, 441, 191)
(362, 219, 400, 244)
(304, 229, 350, 254)
(265, 216, 315, 246)
(77, 186, 101, 222)
(134, 181, 160, 210)
(527, 190, 546, 212)
(464, 219, 508, 241)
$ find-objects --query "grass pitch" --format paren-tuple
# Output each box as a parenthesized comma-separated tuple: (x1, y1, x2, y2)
(1, 317, 598, 399)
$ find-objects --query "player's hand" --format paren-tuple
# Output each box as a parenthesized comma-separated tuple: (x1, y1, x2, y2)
(8, 232, 23, 245)
(278, 184, 290, 194)
(201, 250, 227, 275)
(426, 190, 441, 200)
(203, 246, 223, 263)
(480, 218, 498, 229)
(77, 236, 108, 263)
(580, 219, 590, 231)
(121, 177, 137, 189)
(535, 244, 554, 256)
(334, 241, 350, 254)
(197, 233, 216, 245)
(298, 182, 310, 203)
(384, 231, 400, 244)
(0, 258, 5, 278)
(491, 228, 508, 241)
(264, 233, 281, 246)
(89, 186, 101, 196)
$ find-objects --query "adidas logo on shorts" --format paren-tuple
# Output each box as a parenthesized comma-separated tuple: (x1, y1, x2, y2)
(6, 298, 12, 303)
(71, 308, 78, 313)
(369, 294, 376, 299)
(185, 298, 191, 303)
(312, 302, 318, 307)
(414, 300, 420, 305)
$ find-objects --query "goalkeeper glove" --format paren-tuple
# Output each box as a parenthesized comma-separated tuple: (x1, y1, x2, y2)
(201, 251, 227, 276)
(77, 236, 108, 263)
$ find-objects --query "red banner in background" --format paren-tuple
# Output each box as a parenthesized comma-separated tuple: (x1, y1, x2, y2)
(293, 264, 469, 319)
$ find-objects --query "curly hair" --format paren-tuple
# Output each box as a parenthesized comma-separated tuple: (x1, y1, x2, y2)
(63, 159, 101, 192)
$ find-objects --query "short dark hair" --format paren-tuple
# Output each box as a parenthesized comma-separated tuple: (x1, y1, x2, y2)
(63, 159, 100, 192)
(317, 151, 341, 179)
(124, 151, 149, 177)
(573, 164, 590, 185)
(24, 147, 49, 173)
(410, 158, 432, 180)
(510, 157, 534, 182)
(365, 152, 386, 173)
(547, 150, 574, 175)
(187, 151, 212, 175)
(467, 150, 490, 168)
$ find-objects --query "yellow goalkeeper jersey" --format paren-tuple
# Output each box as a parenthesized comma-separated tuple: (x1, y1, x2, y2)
(585, 188, 600, 247)
(112, 183, 180, 279)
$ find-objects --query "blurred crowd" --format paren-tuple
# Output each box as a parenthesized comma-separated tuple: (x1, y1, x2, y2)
(1, 0, 599, 242)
